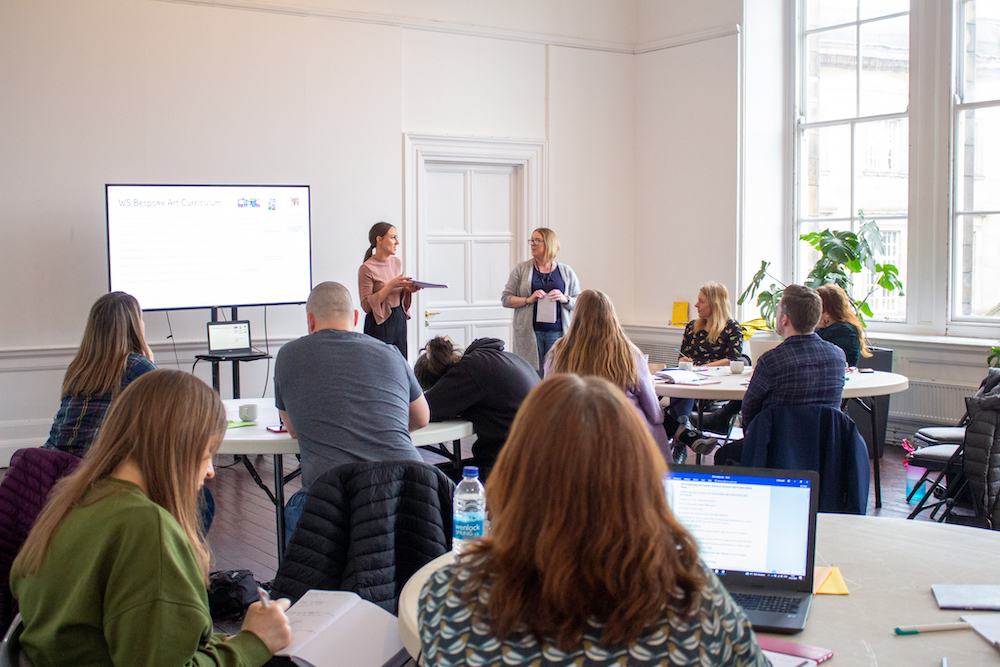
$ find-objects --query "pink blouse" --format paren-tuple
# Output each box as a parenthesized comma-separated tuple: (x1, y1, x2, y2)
(358, 256, 412, 325)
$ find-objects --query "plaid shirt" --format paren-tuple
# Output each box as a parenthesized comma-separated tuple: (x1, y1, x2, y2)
(44, 354, 156, 457)
(741, 333, 846, 428)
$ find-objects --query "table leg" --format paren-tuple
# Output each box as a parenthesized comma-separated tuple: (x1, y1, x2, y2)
(274, 454, 286, 562)
(452, 438, 462, 470)
(850, 397, 882, 509)
(695, 401, 706, 465)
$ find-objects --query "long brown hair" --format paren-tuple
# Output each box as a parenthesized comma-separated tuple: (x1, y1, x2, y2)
(463, 375, 705, 650)
(548, 289, 638, 390)
(816, 284, 872, 358)
(363, 222, 394, 263)
(15, 370, 226, 583)
(62, 292, 152, 398)
(693, 281, 732, 344)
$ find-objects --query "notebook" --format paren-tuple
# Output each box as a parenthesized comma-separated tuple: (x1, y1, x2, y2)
(206, 320, 256, 358)
(665, 465, 820, 633)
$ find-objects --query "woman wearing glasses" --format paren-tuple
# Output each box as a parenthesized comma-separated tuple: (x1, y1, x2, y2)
(501, 228, 581, 373)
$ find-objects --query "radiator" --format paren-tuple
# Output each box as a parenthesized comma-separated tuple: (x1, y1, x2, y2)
(889, 380, 975, 424)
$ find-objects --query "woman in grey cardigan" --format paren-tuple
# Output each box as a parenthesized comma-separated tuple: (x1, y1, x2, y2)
(501, 228, 581, 372)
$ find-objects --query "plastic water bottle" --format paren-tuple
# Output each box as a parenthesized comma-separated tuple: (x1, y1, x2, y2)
(453, 466, 486, 552)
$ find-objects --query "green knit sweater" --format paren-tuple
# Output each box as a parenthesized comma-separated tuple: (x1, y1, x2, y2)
(11, 479, 271, 667)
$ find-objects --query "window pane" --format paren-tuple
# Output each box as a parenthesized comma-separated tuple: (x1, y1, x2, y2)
(956, 107, 1000, 212)
(859, 16, 909, 116)
(962, 0, 1000, 104)
(853, 218, 907, 321)
(806, 0, 857, 29)
(860, 0, 909, 21)
(854, 118, 908, 215)
(805, 27, 857, 122)
(955, 214, 1000, 317)
(801, 124, 852, 219)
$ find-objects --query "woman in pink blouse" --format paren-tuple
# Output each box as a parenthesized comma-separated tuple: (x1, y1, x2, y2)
(358, 222, 419, 356)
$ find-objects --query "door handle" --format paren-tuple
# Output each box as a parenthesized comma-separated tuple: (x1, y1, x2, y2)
(425, 310, 440, 317)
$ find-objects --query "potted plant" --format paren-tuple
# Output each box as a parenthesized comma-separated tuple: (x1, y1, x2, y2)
(989, 345, 1000, 368)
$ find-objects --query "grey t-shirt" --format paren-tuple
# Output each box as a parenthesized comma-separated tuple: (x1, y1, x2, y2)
(274, 328, 424, 490)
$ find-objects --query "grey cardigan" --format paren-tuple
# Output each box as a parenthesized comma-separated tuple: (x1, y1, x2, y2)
(500, 260, 581, 370)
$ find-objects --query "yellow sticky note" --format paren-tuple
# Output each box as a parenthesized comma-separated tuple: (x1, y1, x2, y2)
(813, 566, 849, 595)
(227, 420, 256, 429)
(672, 301, 689, 326)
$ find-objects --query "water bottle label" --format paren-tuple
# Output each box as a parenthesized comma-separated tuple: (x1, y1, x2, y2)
(454, 512, 486, 540)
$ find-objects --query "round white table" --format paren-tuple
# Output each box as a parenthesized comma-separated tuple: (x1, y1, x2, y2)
(655, 368, 909, 508)
(217, 398, 473, 561)
(397, 515, 1000, 665)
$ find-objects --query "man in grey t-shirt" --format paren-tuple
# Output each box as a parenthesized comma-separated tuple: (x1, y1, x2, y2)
(274, 281, 430, 537)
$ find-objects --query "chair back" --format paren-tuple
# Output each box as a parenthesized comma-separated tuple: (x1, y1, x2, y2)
(0, 448, 81, 631)
(961, 383, 1000, 528)
(1, 613, 29, 667)
(271, 460, 455, 612)
(741, 404, 870, 514)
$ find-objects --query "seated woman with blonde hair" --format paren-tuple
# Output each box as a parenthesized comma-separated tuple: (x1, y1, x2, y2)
(545, 288, 671, 456)
(815, 283, 872, 367)
(418, 374, 766, 666)
(12, 369, 291, 666)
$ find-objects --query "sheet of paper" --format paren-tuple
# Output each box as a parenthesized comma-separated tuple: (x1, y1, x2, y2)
(535, 297, 557, 324)
(655, 369, 722, 385)
(961, 614, 1000, 649)
(814, 566, 849, 595)
(410, 280, 449, 289)
(762, 651, 818, 667)
(934, 584, 1000, 610)
(277, 590, 359, 657)
(292, 595, 405, 667)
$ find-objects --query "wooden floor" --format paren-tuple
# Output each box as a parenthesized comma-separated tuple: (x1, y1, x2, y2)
(205, 443, 941, 583)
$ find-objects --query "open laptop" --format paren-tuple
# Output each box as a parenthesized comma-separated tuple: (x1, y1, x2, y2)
(665, 465, 819, 633)
(206, 320, 256, 358)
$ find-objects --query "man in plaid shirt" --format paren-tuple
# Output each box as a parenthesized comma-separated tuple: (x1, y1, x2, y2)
(715, 284, 846, 464)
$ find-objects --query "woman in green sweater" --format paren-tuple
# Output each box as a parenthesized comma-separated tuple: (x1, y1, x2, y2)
(11, 369, 291, 666)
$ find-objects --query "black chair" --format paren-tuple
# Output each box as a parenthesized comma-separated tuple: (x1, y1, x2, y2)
(906, 443, 966, 520)
(1, 613, 29, 667)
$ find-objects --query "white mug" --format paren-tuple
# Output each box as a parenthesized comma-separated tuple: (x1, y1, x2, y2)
(678, 360, 694, 372)
(239, 404, 258, 422)
(730, 360, 745, 374)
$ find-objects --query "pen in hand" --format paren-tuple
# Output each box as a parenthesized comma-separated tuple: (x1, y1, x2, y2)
(257, 586, 271, 608)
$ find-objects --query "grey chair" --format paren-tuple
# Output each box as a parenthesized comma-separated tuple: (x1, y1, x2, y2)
(1, 613, 30, 667)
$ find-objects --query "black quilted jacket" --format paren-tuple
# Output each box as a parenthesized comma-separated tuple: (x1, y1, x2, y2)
(963, 368, 1000, 525)
(0, 447, 82, 631)
(270, 461, 455, 612)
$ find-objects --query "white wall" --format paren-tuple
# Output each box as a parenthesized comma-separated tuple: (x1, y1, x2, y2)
(633, 34, 741, 326)
(636, 0, 742, 43)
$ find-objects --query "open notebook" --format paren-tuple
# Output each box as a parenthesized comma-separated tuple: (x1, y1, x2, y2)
(665, 465, 820, 633)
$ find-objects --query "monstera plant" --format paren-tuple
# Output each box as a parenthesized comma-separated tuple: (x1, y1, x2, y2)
(738, 211, 904, 331)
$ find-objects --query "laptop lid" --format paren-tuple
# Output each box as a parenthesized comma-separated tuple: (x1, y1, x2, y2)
(207, 320, 253, 356)
(665, 465, 819, 595)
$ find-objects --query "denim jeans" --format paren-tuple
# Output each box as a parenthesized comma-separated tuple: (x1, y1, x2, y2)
(283, 489, 308, 544)
(535, 330, 562, 375)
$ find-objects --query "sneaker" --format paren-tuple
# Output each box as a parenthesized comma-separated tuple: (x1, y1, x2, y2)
(679, 429, 719, 455)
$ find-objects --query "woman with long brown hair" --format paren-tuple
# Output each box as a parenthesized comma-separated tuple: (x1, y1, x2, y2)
(44, 291, 156, 457)
(417, 375, 766, 666)
(358, 222, 420, 356)
(12, 369, 292, 665)
(546, 288, 673, 456)
(815, 283, 872, 367)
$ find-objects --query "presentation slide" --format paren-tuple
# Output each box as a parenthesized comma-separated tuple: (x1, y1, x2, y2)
(107, 184, 312, 310)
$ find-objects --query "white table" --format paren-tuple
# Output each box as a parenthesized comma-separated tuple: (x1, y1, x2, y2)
(655, 368, 910, 507)
(397, 515, 1000, 665)
(218, 398, 473, 560)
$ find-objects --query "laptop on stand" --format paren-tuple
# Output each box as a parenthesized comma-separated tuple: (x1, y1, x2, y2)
(665, 465, 820, 634)
(206, 320, 258, 359)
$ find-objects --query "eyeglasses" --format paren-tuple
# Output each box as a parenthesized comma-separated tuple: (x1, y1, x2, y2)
(529, 239, 544, 245)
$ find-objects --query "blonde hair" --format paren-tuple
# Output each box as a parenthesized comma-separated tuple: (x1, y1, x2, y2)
(15, 370, 225, 583)
(693, 281, 732, 344)
(62, 292, 152, 398)
(816, 284, 872, 358)
(462, 375, 705, 650)
(548, 289, 637, 391)
(533, 228, 560, 265)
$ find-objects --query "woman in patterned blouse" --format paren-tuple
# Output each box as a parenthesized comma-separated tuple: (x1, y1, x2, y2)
(417, 374, 767, 667)
(666, 282, 743, 464)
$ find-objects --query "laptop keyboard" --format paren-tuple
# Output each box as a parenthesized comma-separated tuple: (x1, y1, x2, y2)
(731, 592, 801, 614)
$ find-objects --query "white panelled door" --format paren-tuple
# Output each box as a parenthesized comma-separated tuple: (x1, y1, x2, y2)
(404, 135, 547, 357)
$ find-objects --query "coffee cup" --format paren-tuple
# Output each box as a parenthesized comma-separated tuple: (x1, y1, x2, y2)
(678, 360, 694, 372)
(730, 360, 745, 374)
(239, 404, 258, 422)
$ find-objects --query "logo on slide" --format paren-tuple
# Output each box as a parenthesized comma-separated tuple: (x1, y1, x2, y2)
(291, 198, 300, 206)
(269, 198, 276, 211)
(237, 198, 260, 208)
